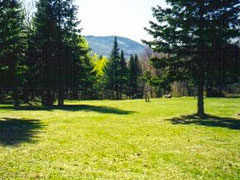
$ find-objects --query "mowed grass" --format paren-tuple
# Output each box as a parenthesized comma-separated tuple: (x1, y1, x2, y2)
(0, 98, 240, 179)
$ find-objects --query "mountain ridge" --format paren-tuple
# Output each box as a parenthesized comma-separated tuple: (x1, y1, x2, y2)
(84, 35, 146, 58)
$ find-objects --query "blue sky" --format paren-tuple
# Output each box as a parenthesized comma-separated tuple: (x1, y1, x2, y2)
(24, 0, 167, 43)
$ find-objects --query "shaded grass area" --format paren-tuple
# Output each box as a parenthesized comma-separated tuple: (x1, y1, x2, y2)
(166, 114, 240, 130)
(0, 98, 240, 179)
(0, 104, 135, 114)
(0, 117, 44, 146)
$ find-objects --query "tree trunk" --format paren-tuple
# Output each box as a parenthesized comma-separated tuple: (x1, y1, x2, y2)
(13, 88, 19, 108)
(218, 85, 223, 97)
(73, 89, 78, 100)
(111, 89, 114, 100)
(120, 85, 122, 100)
(0, 90, 4, 103)
(31, 93, 35, 101)
(120, 77, 123, 100)
(197, 82, 205, 117)
(58, 89, 64, 107)
(58, 98, 64, 107)
(116, 84, 120, 100)
(9, 63, 19, 108)
(42, 90, 54, 107)
(41, 94, 45, 106)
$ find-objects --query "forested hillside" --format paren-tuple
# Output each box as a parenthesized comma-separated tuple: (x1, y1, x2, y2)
(85, 36, 146, 57)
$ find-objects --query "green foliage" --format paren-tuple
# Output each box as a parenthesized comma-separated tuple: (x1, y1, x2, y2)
(75, 36, 96, 92)
(92, 55, 108, 77)
(144, 0, 240, 116)
(104, 37, 121, 99)
(119, 50, 128, 98)
(0, 0, 26, 106)
(26, 0, 84, 106)
(142, 71, 152, 86)
(128, 54, 142, 98)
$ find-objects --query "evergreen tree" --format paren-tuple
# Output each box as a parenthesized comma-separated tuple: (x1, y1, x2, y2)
(105, 37, 121, 99)
(0, 0, 26, 107)
(30, 0, 81, 106)
(144, 0, 240, 117)
(24, 19, 40, 103)
(128, 54, 141, 99)
(119, 50, 128, 99)
(205, 43, 240, 97)
(77, 37, 97, 100)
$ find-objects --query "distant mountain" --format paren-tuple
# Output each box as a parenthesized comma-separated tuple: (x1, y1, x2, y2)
(85, 35, 147, 58)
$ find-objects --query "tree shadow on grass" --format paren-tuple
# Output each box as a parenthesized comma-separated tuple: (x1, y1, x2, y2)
(0, 105, 135, 115)
(165, 114, 240, 130)
(0, 117, 44, 146)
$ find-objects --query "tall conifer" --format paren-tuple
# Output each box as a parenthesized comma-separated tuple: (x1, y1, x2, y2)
(128, 54, 141, 98)
(119, 50, 127, 99)
(30, 0, 81, 106)
(0, 0, 26, 107)
(144, 0, 240, 117)
(105, 37, 121, 99)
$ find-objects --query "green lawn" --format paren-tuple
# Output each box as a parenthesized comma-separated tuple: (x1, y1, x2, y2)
(0, 98, 240, 179)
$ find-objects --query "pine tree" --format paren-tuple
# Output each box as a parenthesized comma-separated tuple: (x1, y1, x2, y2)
(144, 0, 240, 117)
(77, 37, 97, 100)
(105, 37, 121, 99)
(0, 0, 26, 107)
(128, 54, 141, 99)
(119, 50, 127, 99)
(30, 0, 81, 106)
(24, 19, 39, 103)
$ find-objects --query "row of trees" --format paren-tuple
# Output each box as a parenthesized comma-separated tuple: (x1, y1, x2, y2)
(1, 0, 240, 118)
(0, 0, 96, 107)
(104, 37, 142, 100)
(0, 0, 145, 107)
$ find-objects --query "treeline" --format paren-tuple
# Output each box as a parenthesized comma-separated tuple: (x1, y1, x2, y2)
(103, 37, 143, 100)
(82, 37, 145, 101)
(1, 0, 240, 117)
(0, 0, 146, 107)
(0, 0, 96, 107)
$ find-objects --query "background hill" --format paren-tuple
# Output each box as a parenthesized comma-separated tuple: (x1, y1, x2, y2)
(85, 36, 147, 58)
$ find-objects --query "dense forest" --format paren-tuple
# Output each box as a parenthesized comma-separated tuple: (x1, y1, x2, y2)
(0, 0, 146, 105)
(0, 0, 240, 117)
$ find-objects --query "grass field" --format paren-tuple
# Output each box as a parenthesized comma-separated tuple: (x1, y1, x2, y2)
(0, 98, 240, 179)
